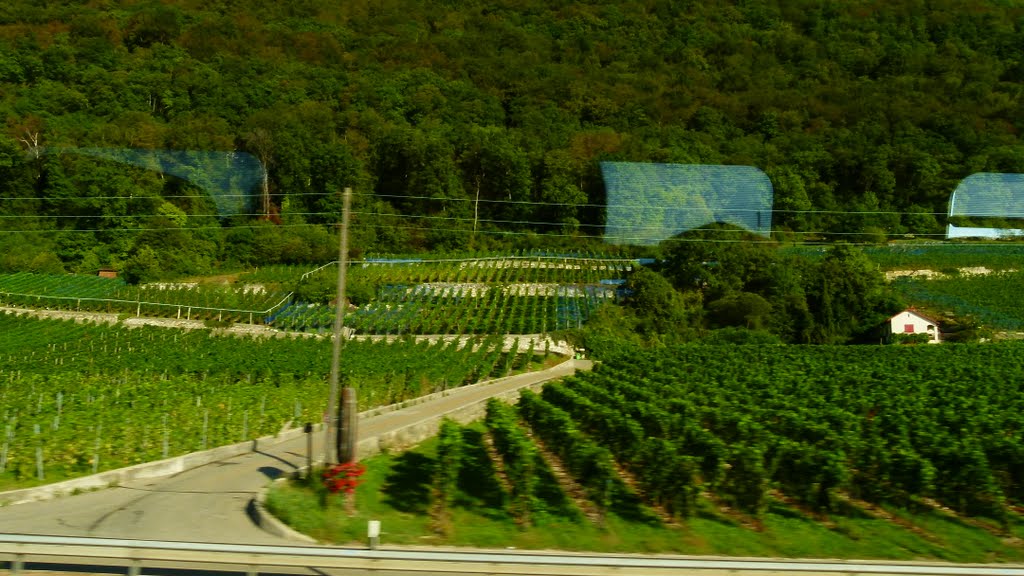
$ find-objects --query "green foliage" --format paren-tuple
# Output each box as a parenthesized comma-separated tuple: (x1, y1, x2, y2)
(806, 244, 902, 343)
(434, 418, 463, 510)
(516, 391, 618, 516)
(541, 381, 697, 518)
(292, 270, 377, 307)
(890, 332, 933, 345)
(706, 292, 772, 330)
(554, 342, 1024, 521)
(660, 227, 781, 300)
(0, 271, 290, 321)
(623, 267, 696, 336)
(724, 444, 769, 517)
(650, 238, 900, 344)
(891, 271, 1024, 332)
(569, 304, 646, 360)
(699, 327, 784, 346)
(3, 1, 1024, 269)
(266, 438, 1024, 561)
(122, 246, 162, 285)
(850, 244, 1024, 272)
(0, 313, 544, 489)
(276, 255, 631, 334)
(484, 399, 538, 525)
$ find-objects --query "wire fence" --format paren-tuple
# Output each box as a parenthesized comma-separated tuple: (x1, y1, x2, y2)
(0, 291, 293, 325)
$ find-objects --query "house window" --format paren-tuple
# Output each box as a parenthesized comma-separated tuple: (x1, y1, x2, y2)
(927, 324, 935, 331)
(904, 324, 915, 333)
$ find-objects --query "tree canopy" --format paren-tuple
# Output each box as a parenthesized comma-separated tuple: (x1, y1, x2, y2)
(2, 0, 1023, 274)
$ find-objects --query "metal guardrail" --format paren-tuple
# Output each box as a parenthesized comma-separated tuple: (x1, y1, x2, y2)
(1, 534, 1024, 576)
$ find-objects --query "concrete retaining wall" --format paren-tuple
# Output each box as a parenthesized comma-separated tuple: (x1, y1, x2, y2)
(0, 426, 314, 507)
(0, 360, 583, 507)
(357, 361, 578, 459)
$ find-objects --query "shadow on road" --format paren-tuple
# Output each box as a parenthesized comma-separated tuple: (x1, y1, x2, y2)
(253, 449, 300, 473)
(258, 466, 284, 480)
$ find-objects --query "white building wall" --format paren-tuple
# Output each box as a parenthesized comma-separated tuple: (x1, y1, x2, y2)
(889, 311, 940, 343)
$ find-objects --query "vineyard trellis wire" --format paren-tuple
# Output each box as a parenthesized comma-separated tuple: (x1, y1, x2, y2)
(0, 289, 293, 324)
(0, 313, 555, 491)
(278, 254, 640, 334)
(0, 271, 295, 324)
(0, 253, 644, 331)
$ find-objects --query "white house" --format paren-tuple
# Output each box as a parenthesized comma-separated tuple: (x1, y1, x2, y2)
(888, 309, 941, 343)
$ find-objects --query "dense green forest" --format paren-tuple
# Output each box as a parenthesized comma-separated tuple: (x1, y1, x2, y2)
(2, 0, 1023, 277)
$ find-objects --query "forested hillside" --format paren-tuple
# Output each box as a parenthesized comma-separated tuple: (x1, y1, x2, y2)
(1, 0, 1022, 277)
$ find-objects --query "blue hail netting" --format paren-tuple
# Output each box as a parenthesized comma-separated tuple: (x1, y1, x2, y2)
(57, 148, 265, 217)
(601, 162, 774, 245)
(947, 172, 1024, 239)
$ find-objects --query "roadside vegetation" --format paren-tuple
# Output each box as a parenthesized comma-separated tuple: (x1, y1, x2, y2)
(268, 420, 1024, 562)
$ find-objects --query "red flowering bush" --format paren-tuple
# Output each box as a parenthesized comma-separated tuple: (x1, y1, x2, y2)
(321, 461, 366, 495)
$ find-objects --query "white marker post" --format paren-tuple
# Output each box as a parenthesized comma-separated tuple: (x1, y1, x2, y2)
(367, 520, 381, 550)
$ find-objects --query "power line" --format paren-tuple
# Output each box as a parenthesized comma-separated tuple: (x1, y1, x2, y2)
(0, 218, 1017, 248)
(0, 190, 959, 216)
(365, 193, 957, 216)
(0, 220, 900, 242)
(0, 212, 323, 220)
(0, 209, 954, 238)
(0, 190, 1011, 241)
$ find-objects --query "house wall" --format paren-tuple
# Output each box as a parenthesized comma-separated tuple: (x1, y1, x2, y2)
(889, 311, 940, 343)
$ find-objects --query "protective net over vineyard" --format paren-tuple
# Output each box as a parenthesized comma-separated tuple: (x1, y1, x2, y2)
(601, 162, 774, 245)
(272, 255, 634, 334)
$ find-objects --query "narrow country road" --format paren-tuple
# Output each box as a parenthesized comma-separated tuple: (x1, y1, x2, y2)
(0, 359, 590, 545)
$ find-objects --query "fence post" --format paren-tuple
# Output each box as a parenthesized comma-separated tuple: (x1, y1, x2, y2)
(34, 424, 44, 481)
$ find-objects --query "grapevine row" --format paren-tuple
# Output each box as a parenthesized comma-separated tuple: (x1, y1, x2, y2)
(553, 344, 1024, 521)
(0, 314, 553, 490)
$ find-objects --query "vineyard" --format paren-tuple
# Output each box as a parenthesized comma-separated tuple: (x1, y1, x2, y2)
(0, 254, 638, 334)
(786, 243, 1024, 272)
(269, 255, 635, 333)
(891, 270, 1024, 331)
(0, 272, 290, 323)
(273, 284, 614, 334)
(468, 343, 1024, 529)
(0, 313, 550, 490)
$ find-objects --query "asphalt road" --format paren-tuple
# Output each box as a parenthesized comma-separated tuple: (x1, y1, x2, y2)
(0, 359, 589, 545)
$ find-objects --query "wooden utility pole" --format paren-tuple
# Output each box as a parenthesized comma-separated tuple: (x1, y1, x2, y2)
(325, 187, 354, 465)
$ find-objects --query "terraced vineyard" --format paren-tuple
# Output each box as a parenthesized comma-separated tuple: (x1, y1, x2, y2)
(786, 243, 1024, 272)
(891, 270, 1024, 331)
(0, 254, 636, 334)
(0, 313, 548, 490)
(0, 272, 290, 323)
(478, 343, 1024, 526)
(270, 255, 635, 333)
